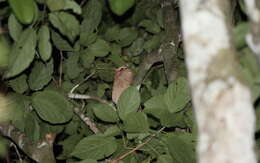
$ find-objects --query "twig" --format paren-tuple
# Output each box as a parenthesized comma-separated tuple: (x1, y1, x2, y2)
(0, 123, 56, 163)
(109, 127, 165, 163)
(70, 71, 96, 94)
(73, 107, 100, 134)
(11, 142, 22, 163)
(68, 70, 105, 133)
(68, 93, 112, 105)
(133, 50, 163, 86)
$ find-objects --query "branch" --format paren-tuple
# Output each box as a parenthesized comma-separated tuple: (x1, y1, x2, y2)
(161, 0, 181, 83)
(68, 93, 112, 105)
(0, 123, 56, 163)
(180, 0, 256, 163)
(73, 107, 100, 134)
(133, 50, 163, 86)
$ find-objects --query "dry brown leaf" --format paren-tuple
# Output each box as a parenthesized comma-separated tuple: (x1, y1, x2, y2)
(112, 66, 134, 104)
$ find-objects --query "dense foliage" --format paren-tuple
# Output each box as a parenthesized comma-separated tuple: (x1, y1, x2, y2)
(0, 0, 259, 162)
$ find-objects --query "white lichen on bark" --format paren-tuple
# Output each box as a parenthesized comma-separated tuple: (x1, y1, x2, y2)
(180, 0, 257, 163)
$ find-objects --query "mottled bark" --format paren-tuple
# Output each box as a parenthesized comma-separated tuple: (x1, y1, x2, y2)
(133, 50, 163, 86)
(0, 123, 56, 163)
(180, 0, 256, 163)
(161, 0, 180, 83)
(244, 0, 260, 63)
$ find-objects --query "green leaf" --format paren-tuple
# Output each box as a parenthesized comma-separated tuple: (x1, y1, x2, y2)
(109, 0, 135, 16)
(240, 48, 260, 101)
(0, 35, 10, 68)
(234, 22, 249, 49)
(97, 83, 109, 97)
(80, 0, 102, 46)
(51, 30, 73, 51)
(24, 113, 40, 142)
(156, 8, 164, 28)
(5, 28, 36, 78)
(118, 86, 141, 120)
(164, 77, 190, 113)
(32, 90, 73, 124)
(138, 19, 161, 34)
(108, 44, 125, 66)
(28, 60, 53, 91)
(87, 39, 110, 57)
(92, 103, 118, 123)
(104, 25, 120, 42)
(8, 94, 31, 131)
(157, 155, 173, 163)
(49, 12, 80, 42)
(144, 34, 163, 53)
(145, 107, 186, 128)
(79, 26, 97, 46)
(117, 28, 138, 47)
(8, 14, 22, 41)
(144, 95, 186, 127)
(8, 89, 24, 106)
(8, 0, 36, 24)
(78, 159, 98, 163)
(123, 112, 149, 133)
(163, 133, 196, 163)
(72, 135, 117, 160)
(40, 120, 65, 136)
(64, 118, 80, 135)
(38, 25, 52, 61)
(82, 0, 102, 24)
(46, 0, 65, 11)
(64, 0, 82, 14)
(58, 134, 83, 159)
(64, 53, 82, 79)
(96, 62, 114, 82)
(127, 38, 144, 56)
(103, 126, 121, 137)
(255, 104, 260, 132)
(8, 74, 28, 93)
(80, 49, 95, 68)
(144, 94, 167, 109)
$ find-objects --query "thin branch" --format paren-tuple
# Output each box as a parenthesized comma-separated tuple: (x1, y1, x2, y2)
(69, 71, 96, 94)
(0, 123, 56, 163)
(109, 127, 165, 163)
(161, 0, 181, 83)
(73, 107, 100, 134)
(133, 50, 163, 86)
(68, 93, 112, 105)
(11, 142, 22, 162)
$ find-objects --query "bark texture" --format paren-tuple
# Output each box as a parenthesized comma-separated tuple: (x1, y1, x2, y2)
(161, 0, 180, 83)
(0, 123, 56, 163)
(179, 0, 256, 163)
(244, 0, 260, 63)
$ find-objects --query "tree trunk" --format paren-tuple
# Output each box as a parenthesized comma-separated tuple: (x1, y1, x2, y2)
(244, 0, 260, 63)
(179, 0, 257, 163)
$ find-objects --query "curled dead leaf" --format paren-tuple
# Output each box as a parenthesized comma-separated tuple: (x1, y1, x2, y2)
(112, 66, 134, 104)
